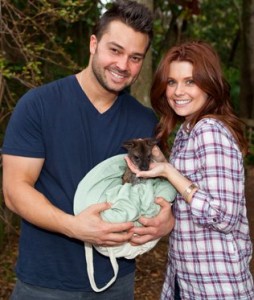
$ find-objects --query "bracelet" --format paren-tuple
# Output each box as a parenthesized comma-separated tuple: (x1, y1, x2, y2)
(182, 183, 198, 201)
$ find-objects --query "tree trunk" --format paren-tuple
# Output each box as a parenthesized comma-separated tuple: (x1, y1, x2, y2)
(240, 0, 254, 118)
(131, 0, 153, 107)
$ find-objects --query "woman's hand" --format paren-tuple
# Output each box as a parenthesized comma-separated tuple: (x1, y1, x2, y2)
(124, 154, 169, 179)
(152, 145, 167, 162)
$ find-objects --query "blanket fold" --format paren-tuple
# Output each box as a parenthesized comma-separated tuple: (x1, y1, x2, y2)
(74, 154, 176, 292)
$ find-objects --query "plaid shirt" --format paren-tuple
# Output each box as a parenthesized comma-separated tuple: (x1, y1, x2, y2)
(161, 118, 254, 300)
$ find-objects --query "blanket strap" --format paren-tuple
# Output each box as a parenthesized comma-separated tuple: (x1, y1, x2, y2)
(85, 242, 119, 292)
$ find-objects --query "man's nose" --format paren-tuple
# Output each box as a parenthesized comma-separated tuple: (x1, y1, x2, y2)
(116, 55, 129, 70)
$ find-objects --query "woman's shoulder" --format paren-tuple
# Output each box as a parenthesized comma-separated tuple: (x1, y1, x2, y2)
(193, 117, 229, 134)
(191, 117, 239, 148)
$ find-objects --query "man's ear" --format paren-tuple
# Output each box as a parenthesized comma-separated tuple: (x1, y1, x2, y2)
(90, 35, 97, 55)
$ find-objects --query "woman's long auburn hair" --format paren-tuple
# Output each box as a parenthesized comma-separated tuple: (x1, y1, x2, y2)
(151, 41, 248, 156)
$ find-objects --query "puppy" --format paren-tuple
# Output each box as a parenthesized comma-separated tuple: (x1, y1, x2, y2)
(122, 138, 157, 185)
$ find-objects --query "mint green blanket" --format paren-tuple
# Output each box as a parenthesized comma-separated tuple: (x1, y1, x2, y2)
(73, 154, 176, 292)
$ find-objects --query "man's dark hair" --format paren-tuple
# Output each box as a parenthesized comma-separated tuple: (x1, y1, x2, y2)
(94, 0, 153, 50)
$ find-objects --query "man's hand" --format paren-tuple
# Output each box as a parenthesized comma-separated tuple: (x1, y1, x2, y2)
(129, 197, 175, 245)
(67, 202, 134, 246)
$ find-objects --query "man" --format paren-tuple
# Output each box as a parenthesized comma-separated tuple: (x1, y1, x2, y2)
(2, 1, 175, 299)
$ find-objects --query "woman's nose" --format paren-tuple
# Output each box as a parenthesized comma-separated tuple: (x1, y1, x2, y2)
(174, 84, 185, 96)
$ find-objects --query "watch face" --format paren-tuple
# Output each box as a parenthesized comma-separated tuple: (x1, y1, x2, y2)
(182, 183, 198, 201)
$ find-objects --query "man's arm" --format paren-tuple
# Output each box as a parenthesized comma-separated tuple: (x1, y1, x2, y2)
(2, 154, 134, 246)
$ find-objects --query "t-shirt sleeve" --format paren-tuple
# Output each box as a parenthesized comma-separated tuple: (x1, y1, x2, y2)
(2, 89, 45, 158)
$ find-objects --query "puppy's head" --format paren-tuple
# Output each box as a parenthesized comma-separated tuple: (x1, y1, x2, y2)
(122, 138, 157, 171)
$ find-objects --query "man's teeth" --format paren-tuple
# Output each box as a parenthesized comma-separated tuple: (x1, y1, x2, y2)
(111, 71, 125, 79)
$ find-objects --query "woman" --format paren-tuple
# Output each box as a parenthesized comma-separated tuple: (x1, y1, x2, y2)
(126, 41, 254, 299)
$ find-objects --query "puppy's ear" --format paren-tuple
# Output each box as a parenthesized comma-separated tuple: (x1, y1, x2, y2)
(122, 139, 136, 150)
(146, 138, 158, 147)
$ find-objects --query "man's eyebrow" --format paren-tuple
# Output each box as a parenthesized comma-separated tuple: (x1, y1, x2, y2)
(108, 41, 124, 50)
(107, 42, 145, 58)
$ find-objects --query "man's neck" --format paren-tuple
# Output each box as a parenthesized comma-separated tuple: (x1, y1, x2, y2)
(76, 68, 118, 113)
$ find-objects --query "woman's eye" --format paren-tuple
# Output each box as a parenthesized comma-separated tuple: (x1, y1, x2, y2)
(186, 79, 194, 85)
(167, 80, 175, 86)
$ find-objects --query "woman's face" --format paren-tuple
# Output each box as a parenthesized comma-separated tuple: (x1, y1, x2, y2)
(165, 61, 208, 120)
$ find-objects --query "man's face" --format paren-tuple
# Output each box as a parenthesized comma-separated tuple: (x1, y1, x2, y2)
(89, 20, 149, 93)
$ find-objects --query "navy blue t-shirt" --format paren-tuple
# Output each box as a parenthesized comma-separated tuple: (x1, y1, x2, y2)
(2, 75, 158, 291)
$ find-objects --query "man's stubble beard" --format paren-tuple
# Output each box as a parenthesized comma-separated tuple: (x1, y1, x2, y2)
(91, 53, 138, 94)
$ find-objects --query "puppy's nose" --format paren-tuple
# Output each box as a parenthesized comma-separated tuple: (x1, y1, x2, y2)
(140, 163, 149, 171)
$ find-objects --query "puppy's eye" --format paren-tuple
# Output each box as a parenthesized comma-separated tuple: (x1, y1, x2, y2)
(134, 155, 141, 162)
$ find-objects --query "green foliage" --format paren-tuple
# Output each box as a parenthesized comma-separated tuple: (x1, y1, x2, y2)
(1, 0, 100, 85)
(245, 153, 254, 165)
(0, 0, 102, 140)
(186, 0, 242, 114)
(153, 1, 188, 66)
(186, 0, 242, 65)
(224, 67, 241, 113)
(153, 0, 242, 65)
